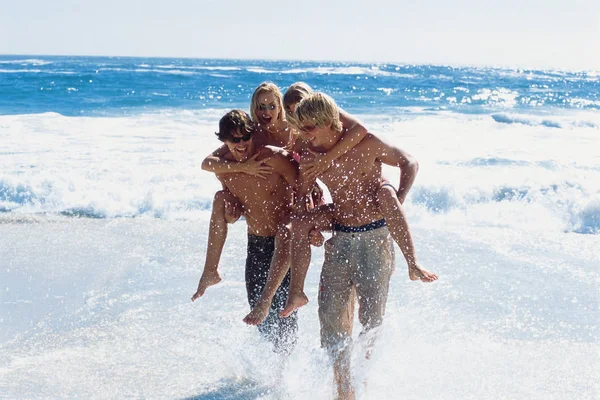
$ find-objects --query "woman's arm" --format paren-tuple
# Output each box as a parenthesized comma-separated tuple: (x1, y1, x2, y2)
(201, 145, 273, 179)
(301, 109, 368, 180)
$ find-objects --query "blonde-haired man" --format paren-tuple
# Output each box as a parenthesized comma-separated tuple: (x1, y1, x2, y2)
(283, 92, 434, 399)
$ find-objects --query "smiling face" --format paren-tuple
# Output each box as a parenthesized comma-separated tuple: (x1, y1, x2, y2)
(295, 92, 344, 151)
(297, 121, 332, 149)
(224, 128, 255, 162)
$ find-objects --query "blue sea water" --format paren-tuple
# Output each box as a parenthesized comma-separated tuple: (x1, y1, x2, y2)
(1, 55, 599, 116)
(1, 56, 599, 399)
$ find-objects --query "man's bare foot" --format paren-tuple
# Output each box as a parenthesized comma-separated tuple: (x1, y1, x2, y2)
(409, 264, 438, 282)
(191, 271, 222, 301)
(280, 291, 309, 317)
(243, 297, 271, 325)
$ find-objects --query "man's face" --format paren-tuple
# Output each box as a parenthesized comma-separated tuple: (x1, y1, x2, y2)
(224, 128, 255, 162)
(255, 91, 280, 127)
(298, 121, 331, 149)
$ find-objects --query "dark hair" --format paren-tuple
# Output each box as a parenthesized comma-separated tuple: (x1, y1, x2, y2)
(216, 109, 255, 141)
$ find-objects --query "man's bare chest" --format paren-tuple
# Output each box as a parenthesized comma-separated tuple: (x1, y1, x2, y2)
(220, 174, 282, 201)
(320, 153, 376, 188)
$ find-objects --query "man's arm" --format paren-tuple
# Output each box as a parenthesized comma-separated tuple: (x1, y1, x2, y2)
(201, 145, 230, 172)
(370, 135, 419, 204)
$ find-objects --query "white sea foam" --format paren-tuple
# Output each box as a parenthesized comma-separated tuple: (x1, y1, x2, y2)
(98, 67, 200, 75)
(245, 65, 418, 77)
(471, 88, 520, 107)
(134, 68, 198, 75)
(567, 98, 600, 108)
(377, 87, 395, 95)
(0, 69, 43, 73)
(0, 59, 53, 66)
(1, 109, 599, 235)
(0, 69, 75, 75)
(0, 218, 597, 398)
(491, 112, 599, 128)
(144, 64, 242, 71)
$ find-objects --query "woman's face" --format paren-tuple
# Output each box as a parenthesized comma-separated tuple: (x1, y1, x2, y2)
(255, 91, 280, 126)
(287, 102, 298, 114)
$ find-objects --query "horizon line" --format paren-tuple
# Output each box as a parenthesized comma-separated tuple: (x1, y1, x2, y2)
(1, 53, 597, 74)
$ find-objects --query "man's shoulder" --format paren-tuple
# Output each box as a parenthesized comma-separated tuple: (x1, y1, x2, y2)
(358, 133, 382, 146)
(350, 133, 385, 154)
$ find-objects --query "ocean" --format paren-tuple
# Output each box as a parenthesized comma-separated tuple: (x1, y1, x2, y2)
(1, 55, 599, 399)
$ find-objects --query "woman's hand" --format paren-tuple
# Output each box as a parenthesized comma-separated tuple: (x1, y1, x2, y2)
(300, 149, 332, 180)
(239, 153, 274, 179)
(224, 196, 242, 223)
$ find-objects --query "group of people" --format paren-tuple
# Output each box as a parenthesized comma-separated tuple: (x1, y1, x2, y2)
(191, 81, 438, 399)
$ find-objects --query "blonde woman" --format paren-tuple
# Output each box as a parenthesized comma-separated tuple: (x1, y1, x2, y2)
(250, 82, 293, 149)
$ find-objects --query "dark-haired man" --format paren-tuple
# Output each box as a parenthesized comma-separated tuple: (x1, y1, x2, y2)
(191, 109, 298, 353)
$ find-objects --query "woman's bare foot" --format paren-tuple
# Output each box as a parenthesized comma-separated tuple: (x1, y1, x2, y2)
(191, 270, 222, 301)
(280, 291, 309, 317)
(408, 264, 438, 282)
(243, 297, 271, 325)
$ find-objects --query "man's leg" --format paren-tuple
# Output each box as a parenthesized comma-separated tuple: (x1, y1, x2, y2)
(281, 205, 333, 317)
(245, 234, 298, 354)
(244, 224, 291, 325)
(354, 228, 395, 358)
(191, 190, 239, 301)
(318, 233, 356, 400)
(377, 184, 438, 282)
(267, 264, 298, 354)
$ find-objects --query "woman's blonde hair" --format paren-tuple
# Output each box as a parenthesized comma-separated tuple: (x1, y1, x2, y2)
(295, 92, 343, 133)
(250, 82, 285, 125)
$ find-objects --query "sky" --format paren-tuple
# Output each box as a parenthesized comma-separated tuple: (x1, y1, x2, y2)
(1, 0, 599, 70)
